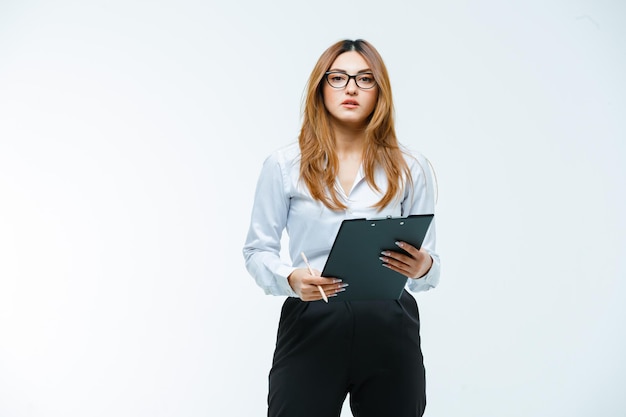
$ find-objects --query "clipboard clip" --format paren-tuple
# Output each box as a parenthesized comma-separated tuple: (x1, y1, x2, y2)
(366, 215, 395, 221)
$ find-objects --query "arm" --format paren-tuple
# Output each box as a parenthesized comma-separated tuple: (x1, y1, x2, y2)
(242, 153, 349, 299)
(381, 154, 441, 292)
(242, 154, 299, 297)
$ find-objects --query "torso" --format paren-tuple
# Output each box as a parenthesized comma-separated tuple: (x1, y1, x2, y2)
(337, 154, 362, 196)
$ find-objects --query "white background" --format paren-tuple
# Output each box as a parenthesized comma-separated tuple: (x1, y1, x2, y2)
(1, 1, 625, 416)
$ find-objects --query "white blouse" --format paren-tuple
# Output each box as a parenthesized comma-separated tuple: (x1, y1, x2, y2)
(243, 142, 440, 297)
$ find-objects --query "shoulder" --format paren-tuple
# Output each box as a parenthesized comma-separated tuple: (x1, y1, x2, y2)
(259, 142, 301, 188)
(399, 145, 438, 203)
(400, 146, 433, 179)
(264, 141, 301, 168)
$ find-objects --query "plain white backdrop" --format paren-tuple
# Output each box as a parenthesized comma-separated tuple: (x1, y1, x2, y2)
(1, 1, 625, 416)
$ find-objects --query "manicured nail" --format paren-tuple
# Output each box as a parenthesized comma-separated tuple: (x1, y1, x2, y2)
(395, 241, 403, 247)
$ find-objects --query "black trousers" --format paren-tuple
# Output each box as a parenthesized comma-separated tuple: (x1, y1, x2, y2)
(268, 290, 426, 417)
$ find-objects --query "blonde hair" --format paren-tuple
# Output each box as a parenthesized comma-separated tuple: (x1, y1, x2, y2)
(299, 39, 411, 211)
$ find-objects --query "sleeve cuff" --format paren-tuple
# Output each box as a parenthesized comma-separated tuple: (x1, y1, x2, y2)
(276, 265, 299, 297)
(406, 254, 440, 293)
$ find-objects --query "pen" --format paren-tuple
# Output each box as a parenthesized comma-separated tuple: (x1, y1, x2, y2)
(300, 252, 328, 303)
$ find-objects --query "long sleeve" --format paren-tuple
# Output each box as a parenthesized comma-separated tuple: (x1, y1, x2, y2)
(243, 144, 441, 297)
(242, 153, 299, 297)
(402, 153, 441, 293)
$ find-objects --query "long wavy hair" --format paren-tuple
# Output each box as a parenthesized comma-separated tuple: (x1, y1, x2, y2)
(299, 39, 411, 211)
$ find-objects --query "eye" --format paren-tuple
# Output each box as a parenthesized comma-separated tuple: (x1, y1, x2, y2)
(330, 74, 347, 81)
(358, 75, 374, 83)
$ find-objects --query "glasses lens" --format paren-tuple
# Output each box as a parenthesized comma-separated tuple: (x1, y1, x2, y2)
(356, 74, 376, 89)
(327, 73, 348, 88)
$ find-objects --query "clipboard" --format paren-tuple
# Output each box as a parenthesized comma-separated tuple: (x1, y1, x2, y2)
(321, 214, 434, 302)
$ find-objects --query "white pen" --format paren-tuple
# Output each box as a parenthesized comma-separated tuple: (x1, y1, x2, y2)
(300, 252, 328, 303)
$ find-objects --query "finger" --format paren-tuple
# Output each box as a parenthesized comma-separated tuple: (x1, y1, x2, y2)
(304, 276, 342, 286)
(302, 281, 347, 300)
(304, 283, 329, 294)
(382, 244, 426, 265)
(382, 250, 410, 264)
(380, 252, 419, 276)
(380, 252, 413, 269)
(395, 241, 420, 257)
(307, 286, 334, 301)
(382, 261, 414, 278)
(300, 286, 324, 302)
(320, 282, 349, 296)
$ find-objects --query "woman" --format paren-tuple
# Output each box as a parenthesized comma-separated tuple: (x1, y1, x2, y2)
(243, 39, 440, 417)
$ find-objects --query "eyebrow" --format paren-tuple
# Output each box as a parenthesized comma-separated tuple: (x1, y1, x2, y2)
(327, 68, 373, 74)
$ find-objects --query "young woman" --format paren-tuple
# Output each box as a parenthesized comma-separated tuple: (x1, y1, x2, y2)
(243, 39, 440, 417)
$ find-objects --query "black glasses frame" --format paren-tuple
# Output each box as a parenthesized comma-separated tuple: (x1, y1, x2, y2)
(324, 71, 377, 90)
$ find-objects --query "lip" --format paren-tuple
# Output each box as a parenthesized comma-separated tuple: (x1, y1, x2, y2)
(341, 99, 359, 108)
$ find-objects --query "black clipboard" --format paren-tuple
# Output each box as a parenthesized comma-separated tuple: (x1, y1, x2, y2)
(321, 214, 434, 302)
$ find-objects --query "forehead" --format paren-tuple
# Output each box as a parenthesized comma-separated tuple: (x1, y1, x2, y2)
(329, 51, 370, 72)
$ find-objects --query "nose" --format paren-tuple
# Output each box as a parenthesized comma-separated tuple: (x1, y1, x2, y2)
(345, 77, 358, 94)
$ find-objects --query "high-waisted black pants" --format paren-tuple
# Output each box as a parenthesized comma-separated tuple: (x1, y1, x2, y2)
(268, 290, 426, 417)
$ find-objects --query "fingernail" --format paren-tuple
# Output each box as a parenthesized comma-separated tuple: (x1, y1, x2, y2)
(337, 288, 346, 293)
(395, 241, 403, 247)
(379, 256, 386, 261)
(334, 279, 342, 283)
(341, 283, 349, 288)
(380, 251, 389, 256)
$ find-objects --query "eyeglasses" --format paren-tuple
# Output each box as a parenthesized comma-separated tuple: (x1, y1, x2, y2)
(324, 71, 377, 90)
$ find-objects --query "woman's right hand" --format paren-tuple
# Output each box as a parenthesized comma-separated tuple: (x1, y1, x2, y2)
(287, 268, 347, 301)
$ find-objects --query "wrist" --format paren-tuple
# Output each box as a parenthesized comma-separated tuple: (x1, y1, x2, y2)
(412, 255, 433, 279)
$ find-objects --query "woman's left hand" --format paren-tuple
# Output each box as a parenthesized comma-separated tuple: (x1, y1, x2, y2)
(380, 241, 433, 279)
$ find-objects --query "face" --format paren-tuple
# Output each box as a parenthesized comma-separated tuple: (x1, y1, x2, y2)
(322, 51, 379, 129)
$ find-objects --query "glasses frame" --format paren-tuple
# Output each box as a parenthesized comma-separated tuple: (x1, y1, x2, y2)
(324, 71, 377, 90)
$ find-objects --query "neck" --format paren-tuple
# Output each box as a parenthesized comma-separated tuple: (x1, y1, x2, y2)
(332, 123, 366, 157)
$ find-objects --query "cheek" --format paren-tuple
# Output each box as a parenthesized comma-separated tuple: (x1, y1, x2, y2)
(322, 89, 334, 111)
(365, 92, 379, 113)
(322, 93, 331, 109)
(322, 84, 336, 100)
